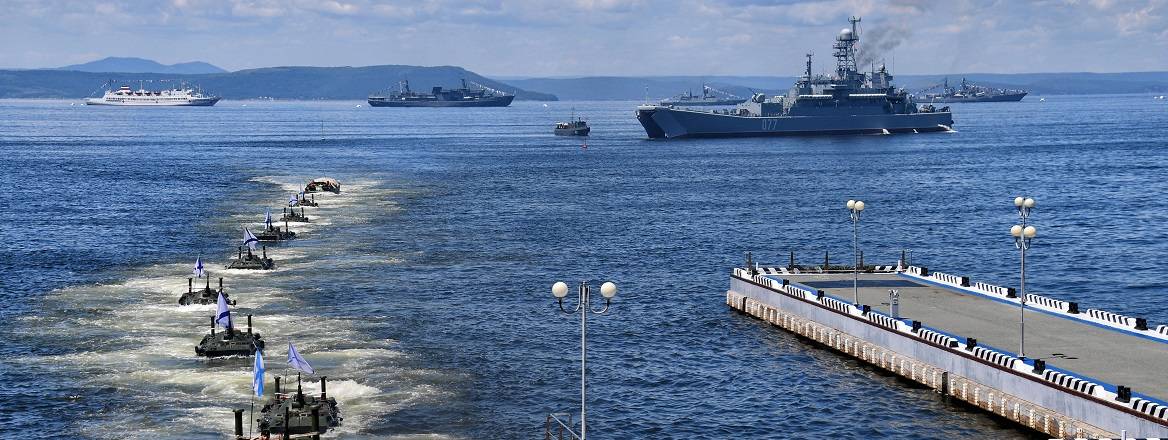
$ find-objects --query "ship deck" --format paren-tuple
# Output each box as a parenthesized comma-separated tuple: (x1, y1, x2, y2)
(766, 271, 1168, 403)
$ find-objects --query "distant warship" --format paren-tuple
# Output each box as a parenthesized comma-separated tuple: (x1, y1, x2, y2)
(636, 17, 953, 138)
(368, 79, 515, 107)
(659, 84, 746, 106)
(919, 77, 1028, 103)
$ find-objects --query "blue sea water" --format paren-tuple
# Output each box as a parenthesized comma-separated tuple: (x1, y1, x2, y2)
(0, 95, 1165, 439)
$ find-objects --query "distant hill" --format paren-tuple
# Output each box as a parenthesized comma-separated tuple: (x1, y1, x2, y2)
(0, 65, 558, 100)
(505, 76, 790, 101)
(507, 72, 1168, 100)
(59, 57, 227, 74)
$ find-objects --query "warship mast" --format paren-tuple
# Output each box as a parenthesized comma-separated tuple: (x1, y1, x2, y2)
(832, 16, 862, 85)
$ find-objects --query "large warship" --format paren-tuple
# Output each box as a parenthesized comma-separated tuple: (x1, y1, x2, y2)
(919, 77, 1028, 103)
(636, 17, 953, 138)
(367, 79, 514, 107)
(659, 84, 746, 106)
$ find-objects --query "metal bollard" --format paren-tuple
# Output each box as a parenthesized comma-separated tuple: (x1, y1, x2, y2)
(889, 289, 900, 319)
(233, 408, 244, 439)
(1032, 359, 1046, 374)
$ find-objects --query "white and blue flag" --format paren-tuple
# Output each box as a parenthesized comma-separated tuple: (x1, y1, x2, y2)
(193, 256, 205, 278)
(289, 193, 298, 206)
(243, 227, 259, 251)
(253, 349, 265, 397)
(287, 342, 315, 375)
(215, 291, 233, 329)
(265, 208, 273, 230)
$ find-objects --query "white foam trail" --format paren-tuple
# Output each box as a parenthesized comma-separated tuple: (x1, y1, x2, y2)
(13, 176, 431, 436)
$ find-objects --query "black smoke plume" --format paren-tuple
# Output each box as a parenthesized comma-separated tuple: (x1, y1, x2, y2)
(858, 24, 912, 71)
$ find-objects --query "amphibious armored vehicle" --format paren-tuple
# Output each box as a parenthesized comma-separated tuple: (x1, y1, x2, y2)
(254, 225, 295, 242)
(179, 277, 235, 306)
(258, 375, 342, 436)
(195, 314, 263, 357)
(227, 246, 276, 270)
(291, 192, 318, 207)
(282, 206, 309, 223)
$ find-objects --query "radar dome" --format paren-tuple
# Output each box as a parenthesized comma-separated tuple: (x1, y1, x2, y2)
(839, 29, 854, 40)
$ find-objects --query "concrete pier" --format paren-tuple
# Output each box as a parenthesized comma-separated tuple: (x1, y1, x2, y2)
(727, 263, 1168, 438)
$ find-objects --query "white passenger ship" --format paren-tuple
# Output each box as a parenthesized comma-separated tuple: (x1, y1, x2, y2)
(85, 83, 221, 106)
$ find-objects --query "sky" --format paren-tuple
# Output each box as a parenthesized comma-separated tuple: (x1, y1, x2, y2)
(2, 0, 1166, 77)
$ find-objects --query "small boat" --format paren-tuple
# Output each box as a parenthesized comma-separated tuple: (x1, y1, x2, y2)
(304, 178, 341, 194)
(554, 119, 590, 136)
(555, 109, 590, 136)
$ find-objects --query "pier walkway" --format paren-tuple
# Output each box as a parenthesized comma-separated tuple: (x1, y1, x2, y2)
(778, 271, 1168, 403)
(730, 264, 1168, 437)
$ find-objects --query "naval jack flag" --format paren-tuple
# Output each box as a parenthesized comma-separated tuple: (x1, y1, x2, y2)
(253, 348, 265, 397)
(215, 291, 233, 329)
(287, 342, 315, 375)
(289, 193, 298, 207)
(193, 256, 205, 278)
(265, 208, 273, 231)
(243, 227, 260, 251)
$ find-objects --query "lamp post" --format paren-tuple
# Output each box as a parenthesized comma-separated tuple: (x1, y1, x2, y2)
(847, 199, 866, 305)
(1012, 196, 1036, 359)
(551, 280, 617, 440)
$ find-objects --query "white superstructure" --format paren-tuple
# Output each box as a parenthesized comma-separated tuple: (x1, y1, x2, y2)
(85, 84, 221, 106)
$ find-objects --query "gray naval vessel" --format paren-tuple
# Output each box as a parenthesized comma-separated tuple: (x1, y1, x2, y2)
(636, 17, 953, 138)
(368, 79, 515, 107)
(659, 84, 746, 106)
(920, 77, 1028, 103)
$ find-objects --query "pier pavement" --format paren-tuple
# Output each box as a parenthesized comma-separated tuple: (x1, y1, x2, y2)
(774, 271, 1168, 403)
